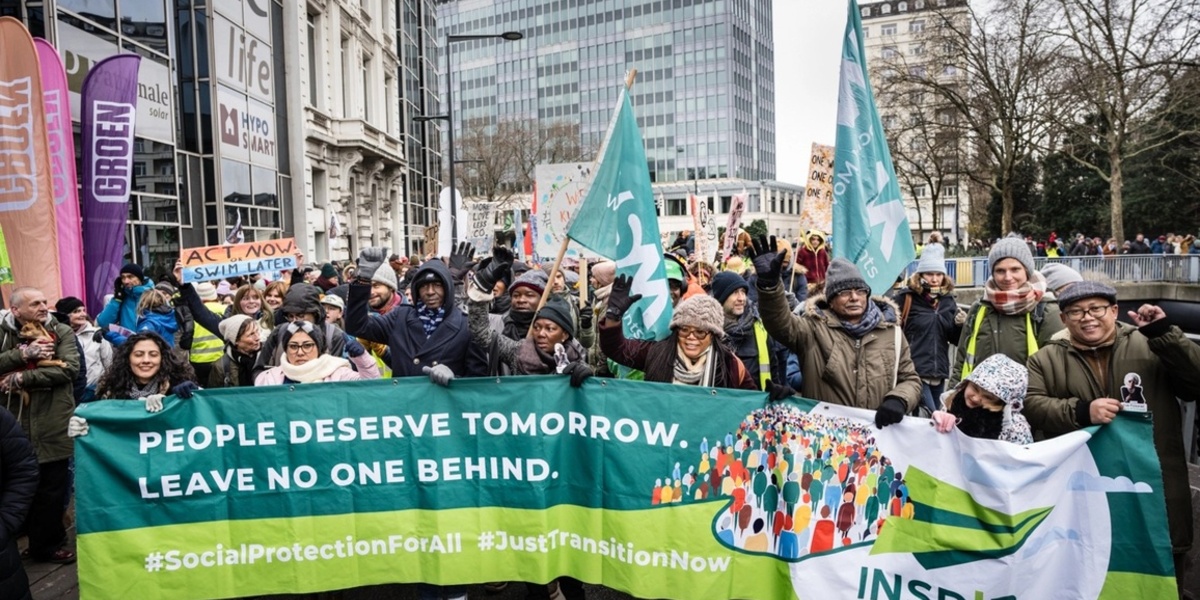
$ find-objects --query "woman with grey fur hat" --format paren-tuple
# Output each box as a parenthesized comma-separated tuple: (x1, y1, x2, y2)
(599, 275, 756, 389)
(950, 236, 1064, 387)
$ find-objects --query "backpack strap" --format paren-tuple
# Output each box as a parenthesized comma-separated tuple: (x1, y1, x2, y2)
(900, 294, 913, 327)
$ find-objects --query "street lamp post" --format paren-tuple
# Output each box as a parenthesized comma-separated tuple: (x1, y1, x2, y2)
(421, 31, 522, 246)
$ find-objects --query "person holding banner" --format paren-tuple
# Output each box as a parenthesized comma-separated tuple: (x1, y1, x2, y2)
(95, 332, 199, 402)
(600, 275, 756, 390)
(254, 321, 377, 385)
(748, 238, 921, 426)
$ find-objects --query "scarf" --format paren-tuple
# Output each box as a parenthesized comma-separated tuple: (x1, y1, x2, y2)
(490, 293, 511, 315)
(514, 338, 586, 375)
(838, 299, 890, 339)
(279, 354, 350, 383)
(907, 273, 950, 299)
(982, 270, 1047, 315)
(128, 376, 168, 399)
(673, 345, 715, 387)
(502, 310, 535, 341)
(416, 302, 446, 338)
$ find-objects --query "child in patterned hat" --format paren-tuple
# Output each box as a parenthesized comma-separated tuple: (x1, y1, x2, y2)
(932, 354, 1033, 444)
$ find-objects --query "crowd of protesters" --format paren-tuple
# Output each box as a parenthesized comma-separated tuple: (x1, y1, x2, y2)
(0, 226, 1196, 599)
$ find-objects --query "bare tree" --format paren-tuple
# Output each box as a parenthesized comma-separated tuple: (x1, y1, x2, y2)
(1049, 0, 1200, 241)
(454, 118, 592, 210)
(881, 0, 1063, 236)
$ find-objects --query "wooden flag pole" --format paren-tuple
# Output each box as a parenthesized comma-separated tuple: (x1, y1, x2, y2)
(528, 69, 638, 338)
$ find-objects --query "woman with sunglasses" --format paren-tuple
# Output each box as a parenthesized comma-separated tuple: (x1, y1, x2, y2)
(599, 275, 756, 390)
(254, 321, 378, 385)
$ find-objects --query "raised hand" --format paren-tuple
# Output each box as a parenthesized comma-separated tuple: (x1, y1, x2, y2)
(356, 247, 389, 281)
(604, 274, 643, 321)
(449, 242, 477, 274)
(746, 235, 784, 287)
(473, 246, 514, 292)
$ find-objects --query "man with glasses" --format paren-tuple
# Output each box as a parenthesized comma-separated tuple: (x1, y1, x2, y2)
(1026, 281, 1200, 584)
(747, 236, 921, 428)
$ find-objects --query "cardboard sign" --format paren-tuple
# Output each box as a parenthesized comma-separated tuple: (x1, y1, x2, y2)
(799, 143, 834, 235)
(180, 238, 297, 283)
(465, 203, 496, 256)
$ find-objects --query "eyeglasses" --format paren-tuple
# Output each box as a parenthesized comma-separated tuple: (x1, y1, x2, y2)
(835, 288, 869, 299)
(286, 342, 317, 353)
(677, 327, 711, 340)
(1063, 304, 1113, 321)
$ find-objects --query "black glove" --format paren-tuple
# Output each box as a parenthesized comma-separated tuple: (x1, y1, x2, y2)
(356, 247, 388, 282)
(766, 380, 795, 401)
(579, 305, 594, 331)
(874, 396, 908, 428)
(113, 277, 127, 301)
(473, 246, 513, 292)
(171, 381, 200, 399)
(93, 329, 106, 344)
(345, 337, 366, 358)
(449, 242, 476, 278)
(563, 362, 594, 387)
(745, 235, 784, 288)
(604, 274, 642, 321)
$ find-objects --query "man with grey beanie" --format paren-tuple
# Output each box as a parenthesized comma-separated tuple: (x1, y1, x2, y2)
(951, 236, 1064, 387)
(746, 236, 921, 427)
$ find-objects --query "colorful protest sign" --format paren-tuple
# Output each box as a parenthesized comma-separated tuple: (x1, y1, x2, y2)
(75, 378, 1176, 599)
(0, 223, 12, 284)
(180, 238, 297, 283)
(533, 162, 595, 261)
(832, 0, 915, 295)
(465, 202, 497, 255)
(567, 89, 672, 340)
(799, 143, 834, 236)
(721, 192, 748, 260)
(80, 52, 140, 312)
(0, 18, 62, 300)
(690, 194, 718, 264)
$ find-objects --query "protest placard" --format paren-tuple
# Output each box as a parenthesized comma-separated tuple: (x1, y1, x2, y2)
(179, 238, 297, 283)
(799, 143, 835, 235)
(465, 203, 497, 255)
(533, 163, 595, 261)
(75, 378, 1176, 599)
(690, 195, 718, 263)
(720, 192, 747, 260)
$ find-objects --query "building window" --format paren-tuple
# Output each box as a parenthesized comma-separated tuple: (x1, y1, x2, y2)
(307, 11, 322, 108)
(943, 185, 958, 197)
(881, 4, 891, 14)
(912, 185, 926, 197)
(882, 46, 898, 59)
(915, 0, 925, 7)
(362, 54, 372, 120)
(340, 36, 351, 118)
(881, 23, 897, 35)
(898, 1, 908, 11)
(861, 6, 870, 16)
(863, 26, 869, 37)
(910, 19, 925, 32)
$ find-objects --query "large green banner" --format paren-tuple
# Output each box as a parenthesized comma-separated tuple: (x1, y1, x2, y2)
(75, 377, 1177, 599)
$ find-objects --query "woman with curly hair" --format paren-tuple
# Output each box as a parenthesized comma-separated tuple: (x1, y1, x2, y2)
(95, 332, 199, 401)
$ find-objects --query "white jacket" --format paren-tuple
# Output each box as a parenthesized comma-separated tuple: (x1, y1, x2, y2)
(76, 323, 113, 387)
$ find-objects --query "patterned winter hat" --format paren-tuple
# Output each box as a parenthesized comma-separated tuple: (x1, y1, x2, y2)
(669, 295, 725, 338)
(950, 353, 1033, 444)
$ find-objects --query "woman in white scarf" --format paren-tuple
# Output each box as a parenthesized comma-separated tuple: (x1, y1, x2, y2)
(254, 321, 379, 385)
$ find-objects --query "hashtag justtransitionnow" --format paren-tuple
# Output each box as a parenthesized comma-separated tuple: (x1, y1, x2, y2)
(477, 531, 495, 551)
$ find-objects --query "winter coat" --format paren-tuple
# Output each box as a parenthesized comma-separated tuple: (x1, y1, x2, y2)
(1128, 240, 1151, 254)
(254, 353, 380, 385)
(0, 406, 37, 600)
(252, 284, 347, 377)
(598, 320, 757, 390)
(796, 245, 830, 285)
(890, 285, 963, 380)
(949, 300, 1064, 387)
(1150, 240, 1165, 254)
(0, 313, 80, 463)
(344, 260, 487, 378)
(587, 284, 613, 378)
(1026, 321, 1200, 552)
(96, 279, 155, 333)
(75, 323, 113, 388)
(208, 348, 258, 388)
(757, 282, 922, 411)
(720, 308, 788, 390)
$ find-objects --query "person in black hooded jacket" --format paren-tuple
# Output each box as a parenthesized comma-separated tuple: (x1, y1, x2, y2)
(346, 248, 487, 380)
(0, 405, 37, 600)
(252, 283, 348, 377)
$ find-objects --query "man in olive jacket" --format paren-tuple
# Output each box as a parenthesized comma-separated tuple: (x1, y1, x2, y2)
(749, 237, 922, 427)
(0, 287, 80, 563)
(1025, 281, 1200, 580)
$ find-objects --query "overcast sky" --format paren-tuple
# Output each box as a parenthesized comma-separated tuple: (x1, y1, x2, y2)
(772, 1, 848, 185)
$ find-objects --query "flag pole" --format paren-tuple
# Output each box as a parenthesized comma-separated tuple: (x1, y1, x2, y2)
(529, 69, 638, 338)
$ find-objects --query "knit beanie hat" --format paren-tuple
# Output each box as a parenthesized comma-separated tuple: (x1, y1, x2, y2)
(371, 263, 398, 290)
(320, 263, 338, 279)
(710, 271, 749, 305)
(669, 295, 725, 338)
(988, 237, 1036, 277)
(915, 243, 946, 274)
(1040, 263, 1083, 293)
(591, 261, 616, 287)
(823, 258, 869, 298)
(218, 314, 254, 344)
(1056, 280, 1117, 309)
(195, 282, 218, 302)
(120, 262, 145, 283)
(55, 296, 85, 316)
(281, 320, 327, 355)
(510, 269, 547, 296)
(535, 296, 575, 339)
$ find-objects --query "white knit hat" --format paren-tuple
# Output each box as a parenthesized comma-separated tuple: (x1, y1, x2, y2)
(915, 243, 946, 274)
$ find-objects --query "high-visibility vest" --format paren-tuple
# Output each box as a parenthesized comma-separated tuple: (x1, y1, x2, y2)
(190, 301, 227, 364)
(960, 306, 1037, 379)
(753, 319, 772, 390)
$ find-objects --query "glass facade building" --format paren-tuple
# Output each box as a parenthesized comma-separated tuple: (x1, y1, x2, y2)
(434, 0, 777, 186)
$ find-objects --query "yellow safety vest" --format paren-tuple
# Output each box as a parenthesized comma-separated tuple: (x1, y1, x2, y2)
(753, 320, 772, 390)
(190, 301, 227, 364)
(960, 306, 1037, 379)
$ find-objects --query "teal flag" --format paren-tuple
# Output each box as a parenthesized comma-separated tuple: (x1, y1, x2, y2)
(831, 0, 916, 295)
(567, 89, 672, 340)
(75, 379, 1177, 599)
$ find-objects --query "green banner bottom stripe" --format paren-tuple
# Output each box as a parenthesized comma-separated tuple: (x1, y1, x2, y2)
(78, 503, 796, 600)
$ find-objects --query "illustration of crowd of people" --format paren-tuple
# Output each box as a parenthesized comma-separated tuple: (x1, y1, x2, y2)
(2, 225, 1199, 599)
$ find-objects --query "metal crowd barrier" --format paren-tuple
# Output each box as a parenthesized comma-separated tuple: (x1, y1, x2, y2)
(905, 254, 1200, 287)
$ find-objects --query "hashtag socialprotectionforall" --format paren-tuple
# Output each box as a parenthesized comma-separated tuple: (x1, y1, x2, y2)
(146, 533, 464, 572)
